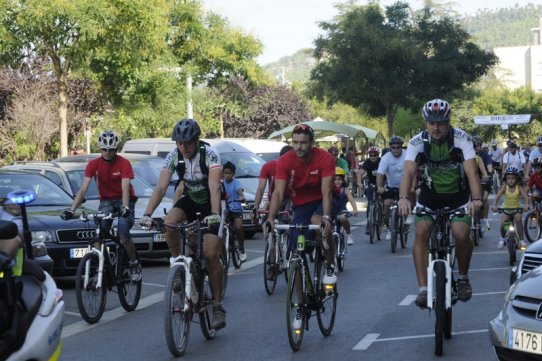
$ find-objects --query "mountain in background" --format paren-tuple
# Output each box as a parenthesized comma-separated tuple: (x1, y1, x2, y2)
(263, 4, 542, 84)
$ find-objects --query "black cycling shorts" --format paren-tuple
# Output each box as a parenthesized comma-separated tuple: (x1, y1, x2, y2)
(173, 196, 218, 235)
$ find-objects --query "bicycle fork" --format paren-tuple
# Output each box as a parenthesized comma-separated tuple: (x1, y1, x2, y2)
(171, 256, 197, 310)
(84, 247, 105, 290)
(426, 256, 453, 309)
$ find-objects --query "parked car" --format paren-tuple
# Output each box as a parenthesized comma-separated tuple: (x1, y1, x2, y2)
(120, 138, 267, 237)
(510, 240, 542, 284)
(489, 266, 542, 360)
(2, 161, 173, 260)
(225, 138, 288, 162)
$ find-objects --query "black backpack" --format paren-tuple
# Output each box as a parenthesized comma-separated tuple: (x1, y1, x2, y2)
(174, 141, 210, 192)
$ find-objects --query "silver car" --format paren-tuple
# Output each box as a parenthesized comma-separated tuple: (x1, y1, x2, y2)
(489, 266, 542, 359)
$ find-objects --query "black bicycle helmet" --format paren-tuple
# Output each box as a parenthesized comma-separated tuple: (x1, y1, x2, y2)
(172, 118, 201, 142)
(422, 99, 451, 122)
(472, 136, 483, 147)
(389, 136, 403, 145)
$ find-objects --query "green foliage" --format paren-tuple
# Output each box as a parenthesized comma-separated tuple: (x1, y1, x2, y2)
(263, 48, 316, 83)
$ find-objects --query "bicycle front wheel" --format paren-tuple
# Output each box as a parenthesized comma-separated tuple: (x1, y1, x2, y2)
(524, 211, 542, 243)
(399, 216, 408, 249)
(368, 204, 375, 244)
(117, 249, 141, 312)
(375, 205, 383, 241)
(230, 231, 242, 269)
(220, 242, 229, 299)
(390, 209, 398, 253)
(286, 259, 305, 351)
(264, 240, 278, 295)
(75, 252, 107, 324)
(199, 275, 217, 340)
(316, 253, 337, 336)
(163, 265, 191, 357)
(434, 262, 446, 356)
(335, 233, 345, 272)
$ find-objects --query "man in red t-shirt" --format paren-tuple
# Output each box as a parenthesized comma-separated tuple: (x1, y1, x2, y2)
(267, 124, 337, 286)
(62, 130, 141, 282)
(254, 145, 293, 213)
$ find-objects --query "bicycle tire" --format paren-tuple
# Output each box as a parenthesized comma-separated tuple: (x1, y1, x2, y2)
(335, 233, 345, 272)
(368, 203, 375, 244)
(376, 204, 383, 241)
(117, 249, 142, 312)
(263, 241, 278, 295)
(444, 307, 453, 339)
(286, 259, 305, 351)
(199, 275, 217, 340)
(471, 226, 479, 247)
(316, 252, 337, 336)
(399, 216, 407, 249)
(434, 261, 446, 356)
(508, 235, 517, 266)
(390, 208, 398, 253)
(220, 242, 229, 299)
(75, 252, 107, 324)
(524, 211, 542, 243)
(163, 265, 191, 356)
(230, 231, 242, 269)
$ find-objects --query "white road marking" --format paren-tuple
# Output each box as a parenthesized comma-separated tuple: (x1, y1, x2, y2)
(142, 282, 165, 288)
(354, 329, 488, 350)
(399, 295, 416, 306)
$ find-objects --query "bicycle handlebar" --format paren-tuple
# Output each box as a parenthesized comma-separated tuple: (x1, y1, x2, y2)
(414, 207, 468, 217)
(274, 224, 321, 231)
(79, 211, 118, 222)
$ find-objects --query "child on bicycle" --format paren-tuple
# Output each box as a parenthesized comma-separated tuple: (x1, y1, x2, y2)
(492, 166, 529, 249)
(527, 157, 542, 203)
(333, 167, 358, 245)
(222, 161, 247, 261)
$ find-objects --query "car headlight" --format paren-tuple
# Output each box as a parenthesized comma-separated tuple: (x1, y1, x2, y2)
(31, 230, 53, 243)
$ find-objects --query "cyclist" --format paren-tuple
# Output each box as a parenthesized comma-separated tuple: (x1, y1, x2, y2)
(253, 145, 293, 213)
(360, 146, 381, 234)
(376, 136, 413, 238)
(139, 119, 226, 330)
(328, 146, 349, 174)
(266, 123, 337, 284)
(61, 130, 141, 282)
(528, 157, 542, 199)
(345, 146, 363, 192)
(397, 99, 483, 309)
(333, 167, 358, 245)
(473, 136, 492, 231)
(492, 166, 529, 249)
(222, 161, 247, 262)
(526, 136, 542, 176)
(488, 140, 503, 181)
(502, 141, 527, 178)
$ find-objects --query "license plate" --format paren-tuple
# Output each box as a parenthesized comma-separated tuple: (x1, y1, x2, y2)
(70, 247, 90, 259)
(153, 233, 165, 242)
(242, 212, 252, 221)
(510, 328, 542, 354)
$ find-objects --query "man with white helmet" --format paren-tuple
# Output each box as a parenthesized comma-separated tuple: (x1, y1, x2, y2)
(62, 130, 141, 282)
(488, 140, 503, 180)
(526, 136, 542, 176)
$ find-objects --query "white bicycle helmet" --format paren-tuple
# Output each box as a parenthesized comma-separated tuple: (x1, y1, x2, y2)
(98, 130, 120, 149)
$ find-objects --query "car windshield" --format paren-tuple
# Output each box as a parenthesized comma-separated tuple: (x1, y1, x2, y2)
(0, 173, 73, 206)
(129, 157, 164, 186)
(220, 152, 265, 178)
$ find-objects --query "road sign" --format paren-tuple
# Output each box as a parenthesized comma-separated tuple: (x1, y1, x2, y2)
(473, 114, 531, 125)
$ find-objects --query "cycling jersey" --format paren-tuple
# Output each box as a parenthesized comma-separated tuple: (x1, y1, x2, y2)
(488, 147, 503, 164)
(502, 151, 526, 170)
(163, 144, 222, 204)
(361, 158, 380, 185)
(377, 151, 406, 188)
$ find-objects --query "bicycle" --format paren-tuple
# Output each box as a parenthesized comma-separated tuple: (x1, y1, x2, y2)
(389, 201, 408, 253)
(334, 211, 352, 271)
(470, 209, 482, 247)
(523, 194, 541, 243)
(160, 215, 222, 357)
(498, 208, 524, 266)
(492, 171, 501, 195)
(366, 185, 383, 244)
(258, 210, 291, 295)
(222, 199, 246, 270)
(74, 211, 142, 324)
(415, 206, 467, 356)
(275, 223, 337, 352)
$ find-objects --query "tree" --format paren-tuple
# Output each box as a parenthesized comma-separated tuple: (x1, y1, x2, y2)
(310, 1, 497, 137)
(0, 0, 171, 156)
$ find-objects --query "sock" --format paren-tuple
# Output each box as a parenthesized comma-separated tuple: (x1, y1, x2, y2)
(458, 274, 468, 280)
(419, 286, 427, 292)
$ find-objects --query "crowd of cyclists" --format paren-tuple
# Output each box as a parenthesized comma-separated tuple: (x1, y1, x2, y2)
(5, 96, 542, 357)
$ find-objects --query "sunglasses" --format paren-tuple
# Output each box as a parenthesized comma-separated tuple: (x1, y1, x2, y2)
(369, 154, 378, 157)
(101, 148, 116, 152)
(293, 124, 314, 139)
(390, 146, 402, 150)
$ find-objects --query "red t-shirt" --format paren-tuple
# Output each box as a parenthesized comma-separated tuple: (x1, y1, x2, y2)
(85, 156, 137, 200)
(275, 147, 335, 206)
(528, 173, 542, 190)
(259, 160, 277, 198)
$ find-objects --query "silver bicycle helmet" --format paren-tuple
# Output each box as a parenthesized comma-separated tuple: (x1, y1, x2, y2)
(97, 130, 120, 149)
(422, 99, 451, 122)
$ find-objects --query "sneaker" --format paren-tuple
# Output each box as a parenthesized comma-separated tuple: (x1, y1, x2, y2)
(519, 240, 528, 249)
(292, 308, 303, 331)
(211, 304, 226, 330)
(457, 278, 472, 302)
(386, 231, 391, 240)
(483, 219, 490, 231)
(347, 234, 354, 245)
(129, 260, 142, 282)
(497, 238, 505, 250)
(239, 249, 247, 262)
(323, 264, 337, 285)
(415, 290, 428, 309)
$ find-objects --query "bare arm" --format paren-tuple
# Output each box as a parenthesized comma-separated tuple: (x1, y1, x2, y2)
(397, 160, 417, 216)
(267, 179, 286, 225)
(71, 177, 92, 210)
(253, 178, 267, 209)
(208, 168, 222, 215)
(345, 188, 358, 214)
(121, 178, 131, 208)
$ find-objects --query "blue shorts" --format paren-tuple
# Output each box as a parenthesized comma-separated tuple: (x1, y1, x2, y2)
(99, 199, 136, 238)
(289, 200, 324, 251)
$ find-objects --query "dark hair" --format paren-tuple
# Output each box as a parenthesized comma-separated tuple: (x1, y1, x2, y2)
(223, 161, 236, 173)
(280, 145, 293, 156)
(292, 124, 314, 141)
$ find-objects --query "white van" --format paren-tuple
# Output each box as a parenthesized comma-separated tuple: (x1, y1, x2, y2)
(121, 138, 176, 158)
(225, 138, 289, 162)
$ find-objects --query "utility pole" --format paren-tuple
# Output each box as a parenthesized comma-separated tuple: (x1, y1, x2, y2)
(187, 73, 193, 119)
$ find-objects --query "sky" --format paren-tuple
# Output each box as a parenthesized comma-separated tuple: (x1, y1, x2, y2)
(202, 0, 541, 65)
